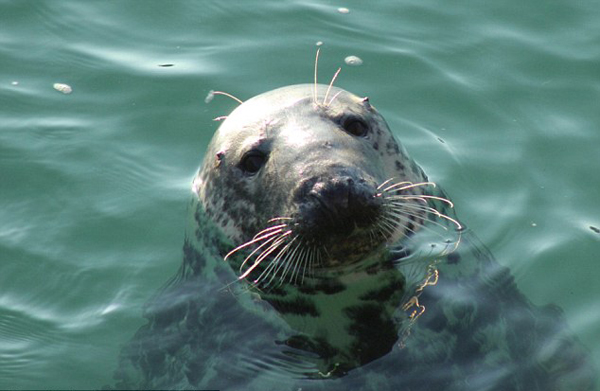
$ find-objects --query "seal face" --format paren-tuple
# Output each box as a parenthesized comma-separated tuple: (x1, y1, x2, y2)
(191, 84, 459, 373)
(195, 84, 440, 271)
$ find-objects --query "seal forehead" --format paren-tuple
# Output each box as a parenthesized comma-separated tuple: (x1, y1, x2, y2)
(216, 84, 362, 137)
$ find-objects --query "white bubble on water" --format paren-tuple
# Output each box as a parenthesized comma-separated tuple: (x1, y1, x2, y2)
(53, 83, 72, 94)
(344, 55, 363, 66)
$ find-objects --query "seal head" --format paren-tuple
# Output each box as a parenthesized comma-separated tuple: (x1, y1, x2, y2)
(195, 84, 438, 283)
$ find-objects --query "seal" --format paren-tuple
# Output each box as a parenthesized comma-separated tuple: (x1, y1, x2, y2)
(114, 82, 596, 390)
(191, 83, 461, 372)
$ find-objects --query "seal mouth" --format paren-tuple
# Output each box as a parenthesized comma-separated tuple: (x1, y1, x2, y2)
(224, 179, 461, 288)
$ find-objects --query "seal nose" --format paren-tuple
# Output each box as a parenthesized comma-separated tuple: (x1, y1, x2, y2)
(301, 175, 381, 237)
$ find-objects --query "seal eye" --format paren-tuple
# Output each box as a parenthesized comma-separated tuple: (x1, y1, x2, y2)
(239, 150, 267, 175)
(342, 117, 369, 137)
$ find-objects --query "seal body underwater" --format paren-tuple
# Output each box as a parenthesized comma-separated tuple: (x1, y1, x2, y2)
(113, 84, 596, 390)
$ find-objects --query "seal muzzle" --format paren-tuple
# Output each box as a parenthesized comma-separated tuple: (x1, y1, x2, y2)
(297, 175, 382, 241)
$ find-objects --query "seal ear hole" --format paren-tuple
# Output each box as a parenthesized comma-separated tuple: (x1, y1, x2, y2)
(342, 117, 369, 137)
(239, 149, 267, 175)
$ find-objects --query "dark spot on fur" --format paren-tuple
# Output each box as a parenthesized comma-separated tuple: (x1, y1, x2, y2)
(298, 280, 346, 295)
(268, 296, 319, 317)
(410, 161, 421, 175)
(263, 285, 286, 297)
(297, 284, 316, 295)
(372, 142, 379, 150)
(386, 139, 400, 155)
(365, 260, 394, 275)
(316, 280, 346, 294)
(395, 160, 405, 171)
(360, 279, 404, 301)
(344, 303, 398, 365)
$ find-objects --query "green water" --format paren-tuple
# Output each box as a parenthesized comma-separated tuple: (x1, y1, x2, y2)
(1, 0, 599, 389)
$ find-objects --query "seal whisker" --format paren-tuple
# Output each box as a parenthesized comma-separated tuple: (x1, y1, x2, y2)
(300, 243, 314, 284)
(238, 232, 282, 273)
(291, 244, 308, 285)
(239, 232, 292, 280)
(314, 47, 320, 105)
(386, 202, 462, 230)
(386, 200, 444, 219)
(386, 194, 455, 208)
(327, 90, 345, 106)
(384, 209, 460, 242)
(385, 209, 444, 233)
(374, 215, 395, 238)
(382, 181, 437, 193)
(378, 214, 405, 237)
(262, 236, 301, 287)
(324, 67, 342, 106)
(374, 223, 393, 241)
(212, 90, 244, 105)
(267, 217, 294, 223)
(252, 224, 288, 240)
(291, 245, 308, 285)
(431, 212, 462, 230)
(308, 245, 319, 280)
(276, 237, 304, 286)
(380, 180, 414, 192)
(254, 233, 298, 285)
(224, 228, 283, 261)
(377, 178, 397, 190)
(367, 228, 377, 245)
(299, 242, 316, 284)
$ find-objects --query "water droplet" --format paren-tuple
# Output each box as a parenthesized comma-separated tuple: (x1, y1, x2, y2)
(53, 83, 72, 94)
(344, 55, 363, 66)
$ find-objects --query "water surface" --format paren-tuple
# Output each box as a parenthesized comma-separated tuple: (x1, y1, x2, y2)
(1, 1, 599, 389)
